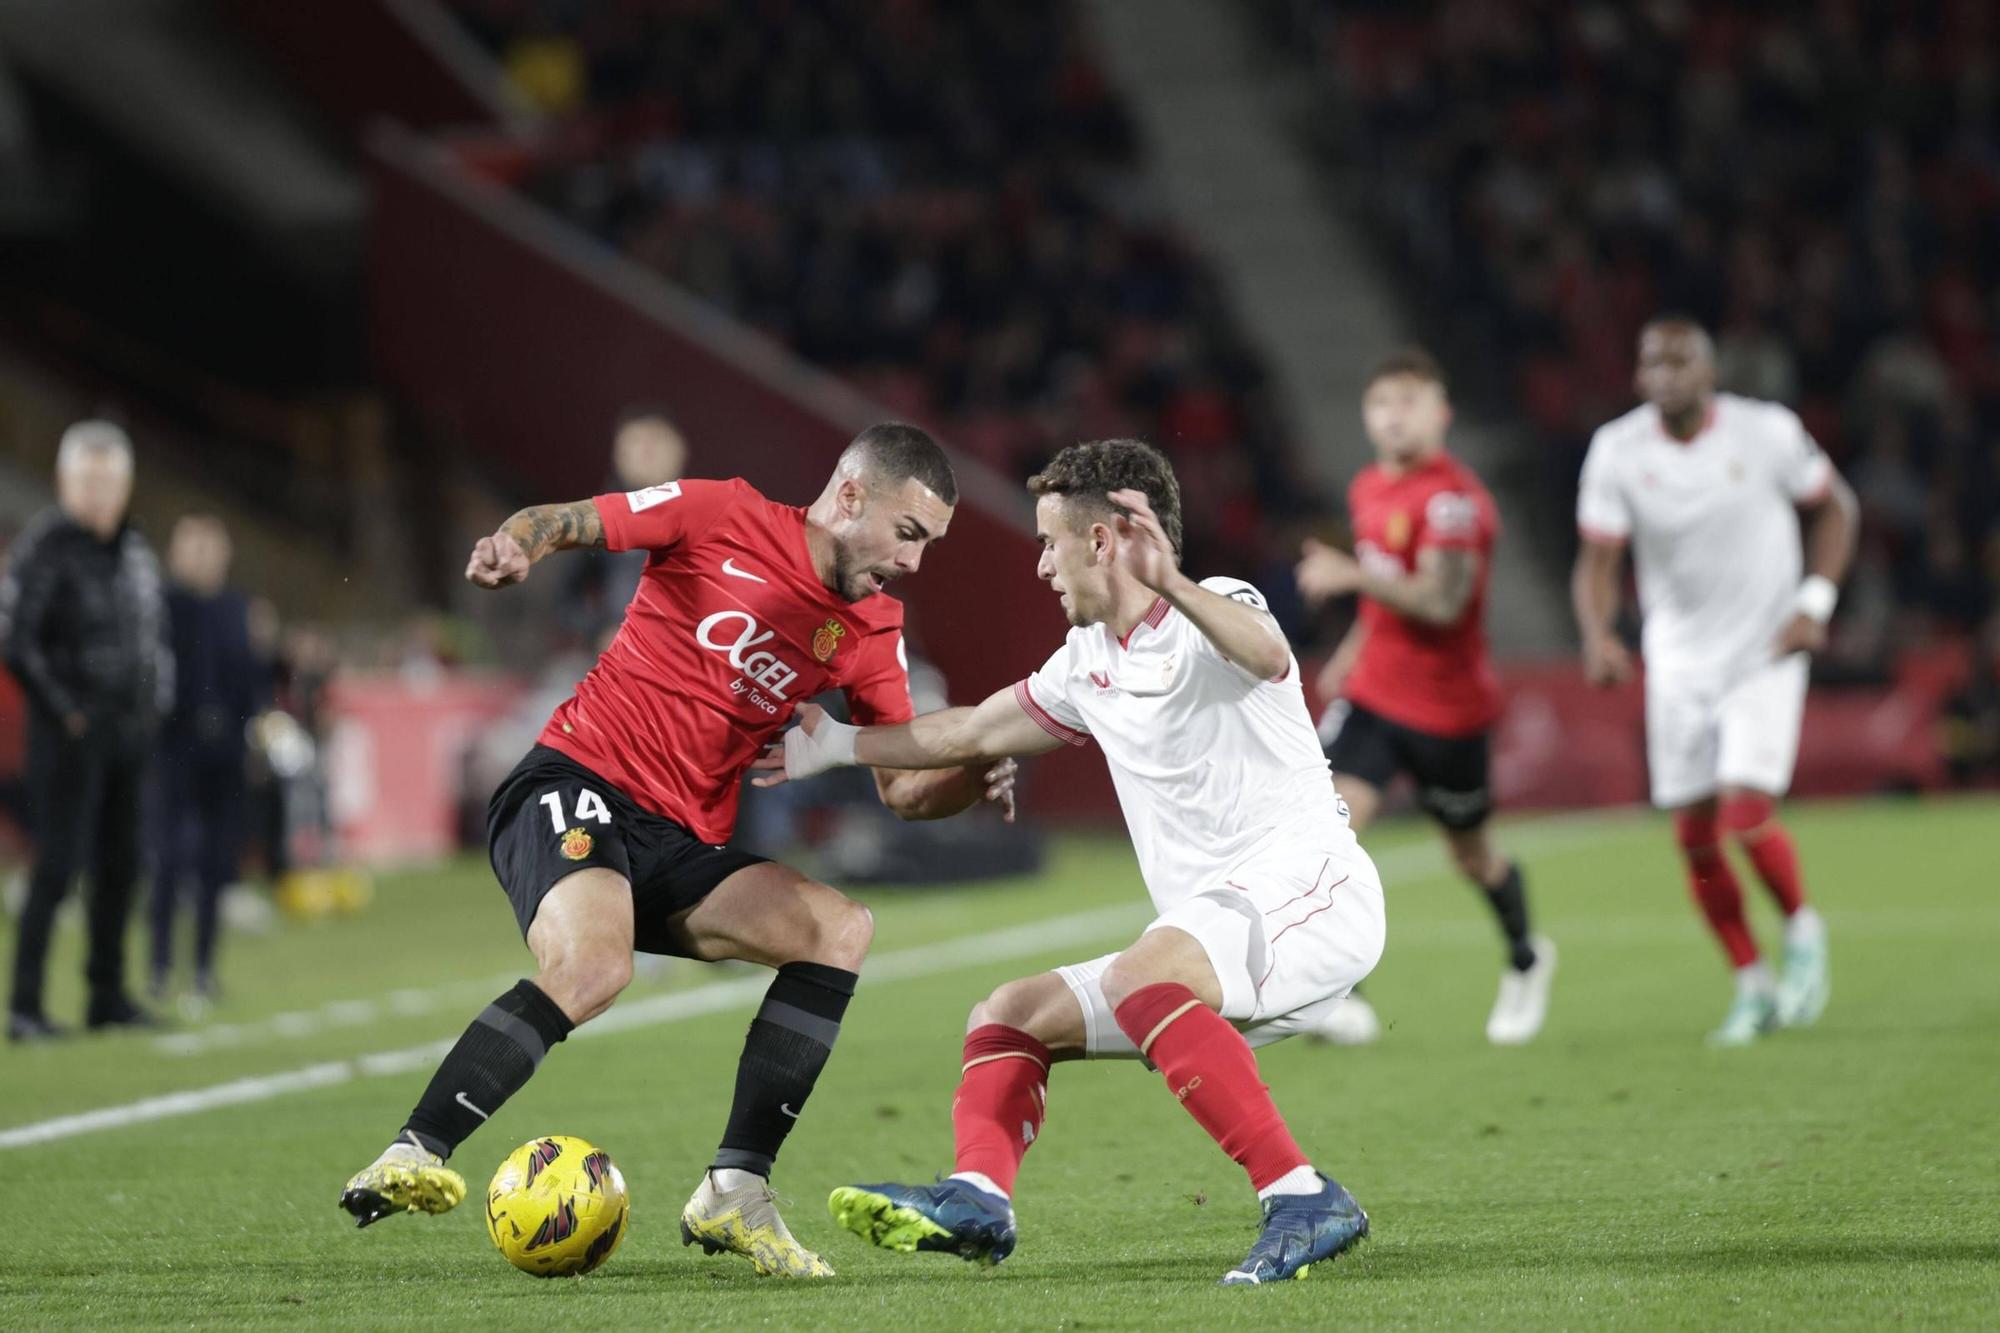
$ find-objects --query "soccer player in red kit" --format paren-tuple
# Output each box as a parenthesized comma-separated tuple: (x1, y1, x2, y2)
(337, 424, 1015, 1278)
(1296, 349, 1554, 1045)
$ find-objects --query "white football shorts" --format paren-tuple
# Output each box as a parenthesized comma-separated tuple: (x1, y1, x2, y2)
(1646, 652, 1809, 809)
(1054, 839, 1386, 1060)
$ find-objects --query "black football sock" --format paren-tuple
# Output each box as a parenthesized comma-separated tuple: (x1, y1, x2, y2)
(711, 962, 857, 1177)
(1478, 860, 1537, 972)
(401, 980, 574, 1159)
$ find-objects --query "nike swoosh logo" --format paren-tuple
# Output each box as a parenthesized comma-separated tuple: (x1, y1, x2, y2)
(779, 1103, 800, 1119)
(721, 558, 767, 583)
(454, 1091, 490, 1120)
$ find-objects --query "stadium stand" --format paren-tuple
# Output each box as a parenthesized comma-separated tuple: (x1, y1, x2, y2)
(439, 0, 1314, 580)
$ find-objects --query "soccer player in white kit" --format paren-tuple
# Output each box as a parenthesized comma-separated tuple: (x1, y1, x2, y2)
(1572, 317, 1857, 1046)
(759, 440, 1385, 1284)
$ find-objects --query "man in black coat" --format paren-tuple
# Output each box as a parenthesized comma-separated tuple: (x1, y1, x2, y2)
(0, 421, 172, 1041)
(148, 513, 261, 1005)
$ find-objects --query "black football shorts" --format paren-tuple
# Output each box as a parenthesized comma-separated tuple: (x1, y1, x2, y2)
(1321, 701, 1493, 831)
(487, 745, 767, 955)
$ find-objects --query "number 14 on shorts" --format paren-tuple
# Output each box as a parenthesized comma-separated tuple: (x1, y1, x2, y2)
(541, 788, 613, 833)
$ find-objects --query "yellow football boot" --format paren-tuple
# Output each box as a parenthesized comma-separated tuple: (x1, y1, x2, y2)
(338, 1136, 467, 1228)
(680, 1170, 835, 1277)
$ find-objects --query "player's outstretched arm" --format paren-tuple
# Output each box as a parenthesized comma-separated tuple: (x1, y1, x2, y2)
(755, 688, 1065, 786)
(465, 500, 606, 588)
(1571, 536, 1634, 685)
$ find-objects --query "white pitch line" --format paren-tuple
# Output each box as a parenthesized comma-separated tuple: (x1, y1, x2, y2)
(0, 818, 1623, 1151)
(0, 903, 1150, 1150)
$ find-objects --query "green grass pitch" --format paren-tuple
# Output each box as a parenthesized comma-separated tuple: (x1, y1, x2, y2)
(2, 798, 1997, 1328)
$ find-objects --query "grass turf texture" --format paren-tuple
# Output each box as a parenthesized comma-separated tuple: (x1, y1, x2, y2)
(2, 798, 1996, 1329)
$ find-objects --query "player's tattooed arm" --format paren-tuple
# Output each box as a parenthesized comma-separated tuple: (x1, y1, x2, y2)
(466, 501, 604, 589)
(503, 501, 605, 560)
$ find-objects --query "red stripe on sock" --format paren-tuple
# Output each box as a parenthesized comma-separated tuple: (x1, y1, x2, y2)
(1111, 983, 1308, 1192)
(950, 1024, 1050, 1194)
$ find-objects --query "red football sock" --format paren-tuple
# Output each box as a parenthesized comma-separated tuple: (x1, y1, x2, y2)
(950, 1024, 1050, 1195)
(1675, 809, 1760, 968)
(1111, 983, 1308, 1192)
(1719, 792, 1806, 916)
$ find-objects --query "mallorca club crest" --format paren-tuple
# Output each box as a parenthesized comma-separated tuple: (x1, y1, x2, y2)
(1384, 509, 1413, 551)
(559, 827, 594, 861)
(811, 618, 847, 663)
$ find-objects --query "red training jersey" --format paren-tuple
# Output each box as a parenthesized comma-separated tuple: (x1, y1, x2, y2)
(537, 478, 914, 843)
(1341, 451, 1503, 737)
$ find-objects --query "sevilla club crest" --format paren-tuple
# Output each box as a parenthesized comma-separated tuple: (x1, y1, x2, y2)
(811, 618, 847, 663)
(559, 827, 594, 861)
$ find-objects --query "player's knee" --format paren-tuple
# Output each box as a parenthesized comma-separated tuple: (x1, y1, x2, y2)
(533, 938, 632, 1021)
(804, 889, 873, 970)
(971, 978, 1039, 1032)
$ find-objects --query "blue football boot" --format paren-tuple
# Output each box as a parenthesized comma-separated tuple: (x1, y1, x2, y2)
(828, 1178, 1018, 1266)
(1219, 1174, 1368, 1285)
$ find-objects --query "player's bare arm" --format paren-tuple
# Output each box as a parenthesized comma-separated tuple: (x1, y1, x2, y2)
(1316, 619, 1369, 701)
(870, 758, 1021, 824)
(465, 500, 606, 589)
(1297, 537, 1476, 627)
(1571, 536, 1635, 686)
(758, 689, 1063, 788)
(1111, 488, 1291, 680)
(1776, 470, 1859, 656)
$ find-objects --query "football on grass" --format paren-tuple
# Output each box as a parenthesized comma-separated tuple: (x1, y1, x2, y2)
(485, 1135, 629, 1277)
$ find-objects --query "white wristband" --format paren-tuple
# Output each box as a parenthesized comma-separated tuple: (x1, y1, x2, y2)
(1796, 574, 1838, 624)
(784, 716, 858, 779)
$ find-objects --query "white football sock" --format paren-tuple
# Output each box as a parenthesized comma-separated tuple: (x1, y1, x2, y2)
(949, 1171, 1008, 1201)
(1735, 961, 1775, 999)
(711, 1167, 764, 1192)
(1257, 1165, 1322, 1200)
(1783, 905, 1824, 948)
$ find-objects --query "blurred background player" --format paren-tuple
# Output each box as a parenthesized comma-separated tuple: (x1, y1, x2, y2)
(764, 441, 1383, 1286)
(1573, 316, 1858, 1046)
(148, 513, 261, 1011)
(1295, 350, 1552, 1046)
(336, 423, 1015, 1281)
(1, 421, 170, 1041)
(558, 406, 691, 650)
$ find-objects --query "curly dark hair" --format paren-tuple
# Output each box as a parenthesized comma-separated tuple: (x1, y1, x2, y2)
(1027, 438, 1183, 556)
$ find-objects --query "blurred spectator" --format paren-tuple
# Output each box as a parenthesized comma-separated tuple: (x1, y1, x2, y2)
(560, 406, 690, 649)
(444, 0, 1312, 592)
(0, 421, 170, 1041)
(148, 513, 262, 1007)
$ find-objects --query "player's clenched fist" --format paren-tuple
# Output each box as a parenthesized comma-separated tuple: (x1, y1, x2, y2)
(466, 531, 532, 589)
(1581, 632, 1635, 687)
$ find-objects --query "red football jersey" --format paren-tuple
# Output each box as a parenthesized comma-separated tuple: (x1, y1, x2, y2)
(1341, 451, 1503, 737)
(537, 478, 914, 843)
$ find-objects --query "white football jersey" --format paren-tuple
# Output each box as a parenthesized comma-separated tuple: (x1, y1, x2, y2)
(1577, 393, 1831, 687)
(1013, 577, 1353, 913)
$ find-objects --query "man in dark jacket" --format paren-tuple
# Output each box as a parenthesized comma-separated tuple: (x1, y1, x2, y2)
(149, 513, 261, 1006)
(0, 421, 172, 1041)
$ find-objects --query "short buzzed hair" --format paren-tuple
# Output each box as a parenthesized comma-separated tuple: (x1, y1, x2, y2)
(843, 422, 957, 505)
(1641, 313, 1714, 351)
(1027, 438, 1184, 557)
(1366, 347, 1447, 391)
(56, 419, 134, 474)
